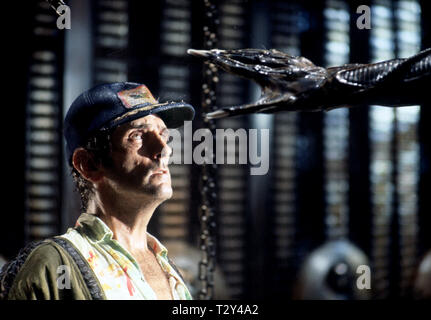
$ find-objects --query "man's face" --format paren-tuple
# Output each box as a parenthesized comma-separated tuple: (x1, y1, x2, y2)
(102, 114, 173, 201)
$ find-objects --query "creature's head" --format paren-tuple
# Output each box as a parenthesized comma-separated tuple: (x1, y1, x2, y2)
(188, 48, 328, 118)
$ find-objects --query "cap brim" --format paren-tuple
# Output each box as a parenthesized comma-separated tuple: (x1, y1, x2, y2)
(105, 102, 195, 130)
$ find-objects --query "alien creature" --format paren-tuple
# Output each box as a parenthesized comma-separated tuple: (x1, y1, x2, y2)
(187, 48, 431, 120)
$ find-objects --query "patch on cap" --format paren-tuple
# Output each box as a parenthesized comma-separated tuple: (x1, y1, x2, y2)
(117, 85, 158, 109)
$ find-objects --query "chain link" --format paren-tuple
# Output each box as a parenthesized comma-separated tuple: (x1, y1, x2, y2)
(198, 0, 219, 300)
(45, 0, 66, 16)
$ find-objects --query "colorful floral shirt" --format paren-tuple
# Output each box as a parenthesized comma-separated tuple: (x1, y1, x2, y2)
(59, 213, 192, 300)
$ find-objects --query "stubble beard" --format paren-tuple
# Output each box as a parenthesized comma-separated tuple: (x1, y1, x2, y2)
(104, 164, 173, 204)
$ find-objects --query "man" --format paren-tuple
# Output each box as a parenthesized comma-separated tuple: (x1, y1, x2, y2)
(0, 82, 195, 300)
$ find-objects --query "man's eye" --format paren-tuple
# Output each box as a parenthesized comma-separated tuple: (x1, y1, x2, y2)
(161, 131, 170, 142)
(130, 132, 142, 140)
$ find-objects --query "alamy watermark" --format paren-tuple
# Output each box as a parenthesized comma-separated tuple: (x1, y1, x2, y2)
(57, 265, 71, 289)
(56, 4, 71, 30)
(54, 4, 371, 31)
(356, 264, 371, 290)
(356, 5, 371, 30)
(55, 263, 371, 290)
(166, 121, 269, 176)
(53, 4, 371, 31)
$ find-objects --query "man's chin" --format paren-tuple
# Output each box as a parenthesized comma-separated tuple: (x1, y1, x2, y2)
(144, 183, 173, 200)
(157, 187, 173, 200)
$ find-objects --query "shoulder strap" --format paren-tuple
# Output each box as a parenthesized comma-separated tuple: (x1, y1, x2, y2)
(51, 237, 104, 300)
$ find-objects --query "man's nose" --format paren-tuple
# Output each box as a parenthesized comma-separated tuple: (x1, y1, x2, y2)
(158, 143, 172, 160)
(147, 131, 172, 160)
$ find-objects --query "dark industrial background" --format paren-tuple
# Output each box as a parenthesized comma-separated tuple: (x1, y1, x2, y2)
(1, 0, 431, 300)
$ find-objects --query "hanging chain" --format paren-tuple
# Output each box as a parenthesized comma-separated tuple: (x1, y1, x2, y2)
(45, 0, 66, 16)
(198, 0, 219, 300)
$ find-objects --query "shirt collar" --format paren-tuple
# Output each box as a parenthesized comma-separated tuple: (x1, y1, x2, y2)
(75, 213, 169, 256)
(75, 213, 113, 242)
(147, 232, 169, 258)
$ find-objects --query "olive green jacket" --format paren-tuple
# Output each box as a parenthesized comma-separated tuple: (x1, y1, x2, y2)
(0, 238, 106, 300)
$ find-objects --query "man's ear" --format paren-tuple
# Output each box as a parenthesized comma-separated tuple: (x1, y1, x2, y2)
(72, 148, 104, 183)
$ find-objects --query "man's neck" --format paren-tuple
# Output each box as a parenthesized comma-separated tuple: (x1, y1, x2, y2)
(90, 191, 162, 254)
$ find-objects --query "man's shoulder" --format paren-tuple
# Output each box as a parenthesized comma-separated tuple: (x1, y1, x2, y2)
(0, 237, 99, 300)
(21, 240, 68, 267)
(1, 240, 63, 279)
(0, 240, 65, 299)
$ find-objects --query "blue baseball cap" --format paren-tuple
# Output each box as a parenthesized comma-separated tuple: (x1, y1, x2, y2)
(64, 82, 195, 164)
